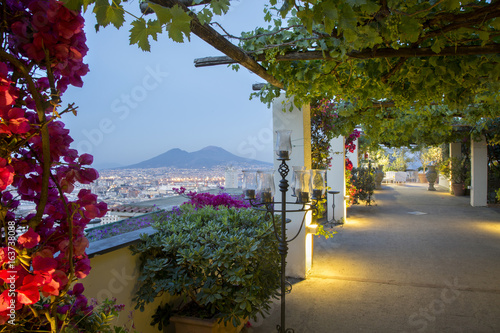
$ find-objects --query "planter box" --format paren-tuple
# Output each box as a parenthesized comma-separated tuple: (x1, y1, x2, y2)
(170, 315, 246, 333)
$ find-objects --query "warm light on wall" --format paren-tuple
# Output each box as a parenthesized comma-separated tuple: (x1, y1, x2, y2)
(305, 212, 315, 274)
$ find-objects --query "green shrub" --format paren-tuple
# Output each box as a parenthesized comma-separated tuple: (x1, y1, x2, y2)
(130, 205, 280, 329)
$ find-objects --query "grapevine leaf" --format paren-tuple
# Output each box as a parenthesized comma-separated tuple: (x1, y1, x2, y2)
(130, 18, 162, 52)
(83, 0, 95, 11)
(149, 3, 173, 25)
(478, 30, 490, 45)
(360, 2, 381, 14)
(431, 38, 444, 53)
(446, 0, 461, 10)
(61, 0, 84, 11)
(490, 18, 500, 30)
(211, 0, 230, 16)
(93, 0, 125, 29)
(197, 8, 213, 25)
(93, 0, 112, 28)
(106, 2, 125, 29)
(167, 5, 192, 43)
(398, 17, 421, 43)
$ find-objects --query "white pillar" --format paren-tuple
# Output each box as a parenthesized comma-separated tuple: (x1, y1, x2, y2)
(327, 136, 346, 222)
(346, 138, 359, 168)
(273, 96, 312, 278)
(471, 137, 488, 207)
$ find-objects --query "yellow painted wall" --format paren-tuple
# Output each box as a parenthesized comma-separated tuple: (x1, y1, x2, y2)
(83, 246, 174, 332)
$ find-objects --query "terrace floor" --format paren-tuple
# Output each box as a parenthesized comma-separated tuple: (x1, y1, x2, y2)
(247, 183, 500, 333)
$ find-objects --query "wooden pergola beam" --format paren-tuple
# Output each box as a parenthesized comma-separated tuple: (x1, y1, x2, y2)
(148, 0, 284, 89)
(195, 44, 500, 67)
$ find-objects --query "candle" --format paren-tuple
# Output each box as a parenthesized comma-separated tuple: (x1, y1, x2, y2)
(312, 189, 323, 200)
(277, 150, 289, 160)
(244, 189, 256, 199)
(296, 191, 309, 203)
(261, 191, 273, 203)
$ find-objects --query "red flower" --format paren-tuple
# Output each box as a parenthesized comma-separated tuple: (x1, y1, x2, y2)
(17, 228, 40, 249)
(0, 158, 14, 191)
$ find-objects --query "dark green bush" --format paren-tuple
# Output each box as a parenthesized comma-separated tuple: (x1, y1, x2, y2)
(131, 205, 280, 329)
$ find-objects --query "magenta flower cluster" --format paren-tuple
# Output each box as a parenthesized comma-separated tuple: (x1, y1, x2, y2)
(173, 187, 250, 209)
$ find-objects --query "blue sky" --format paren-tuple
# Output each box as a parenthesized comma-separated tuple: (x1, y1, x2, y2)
(62, 0, 274, 169)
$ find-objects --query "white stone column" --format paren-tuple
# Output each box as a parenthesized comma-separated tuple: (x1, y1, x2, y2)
(327, 136, 346, 222)
(346, 138, 359, 168)
(272, 96, 312, 278)
(471, 137, 488, 207)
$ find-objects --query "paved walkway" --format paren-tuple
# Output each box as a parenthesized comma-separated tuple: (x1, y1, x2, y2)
(247, 183, 500, 333)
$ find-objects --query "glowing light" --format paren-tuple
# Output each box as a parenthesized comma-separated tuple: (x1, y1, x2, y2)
(305, 211, 314, 273)
(477, 222, 500, 236)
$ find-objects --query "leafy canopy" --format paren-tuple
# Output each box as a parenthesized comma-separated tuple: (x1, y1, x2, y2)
(65, 0, 500, 148)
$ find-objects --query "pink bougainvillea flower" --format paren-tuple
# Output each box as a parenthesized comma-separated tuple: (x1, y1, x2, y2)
(78, 153, 93, 165)
(41, 278, 60, 297)
(0, 290, 22, 313)
(72, 283, 85, 295)
(16, 282, 41, 305)
(0, 248, 10, 266)
(73, 237, 89, 256)
(17, 228, 40, 249)
(74, 257, 91, 279)
(52, 270, 69, 290)
(32, 256, 57, 275)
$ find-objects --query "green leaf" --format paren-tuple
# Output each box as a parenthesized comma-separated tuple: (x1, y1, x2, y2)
(398, 17, 421, 43)
(211, 0, 230, 16)
(197, 8, 213, 25)
(445, 0, 461, 10)
(129, 18, 162, 51)
(431, 38, 444, 53)
(167, 5, 192, 43)
(149, 3, 173, 25)
(107, 2, 125, 29)
(478, 30, 490, 45)
(93, 0, 124, 29)
(360, 1, 381, 14)
(490, 18, 500, 30)
(61, 0, 84, 11)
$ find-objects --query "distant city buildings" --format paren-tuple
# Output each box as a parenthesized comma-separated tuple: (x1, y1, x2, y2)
(14, 165, 265, 228)
(224, 167, 239, 188)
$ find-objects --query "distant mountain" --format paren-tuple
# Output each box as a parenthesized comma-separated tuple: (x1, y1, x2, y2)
(123, 146, 272, 169)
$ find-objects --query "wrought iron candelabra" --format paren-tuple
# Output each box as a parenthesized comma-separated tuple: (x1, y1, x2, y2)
(243, 130, 324, 333)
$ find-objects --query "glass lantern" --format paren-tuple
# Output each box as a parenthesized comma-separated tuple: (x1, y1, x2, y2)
(291, 166, 306, 197)
(257, 170, 275, 203)
(242, 170, 257, 199)
(275, 130, 292, 160)
(310, 169, 326, 200)
(294, 170, 310, 203)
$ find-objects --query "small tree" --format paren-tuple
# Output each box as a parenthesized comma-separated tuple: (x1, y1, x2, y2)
(418, 146, 443, 172)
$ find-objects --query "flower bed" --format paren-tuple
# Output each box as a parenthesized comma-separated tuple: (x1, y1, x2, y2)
(86, 210, 168, 242)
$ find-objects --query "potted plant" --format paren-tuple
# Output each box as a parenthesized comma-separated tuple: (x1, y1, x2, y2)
(440, 157, 467, 196)
(417, 146, 443, 184)
(131, 204, 280, 332)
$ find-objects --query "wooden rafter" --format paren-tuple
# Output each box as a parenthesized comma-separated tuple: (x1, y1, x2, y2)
(195, 44, 500, 67)
(148, 0, 284, 89)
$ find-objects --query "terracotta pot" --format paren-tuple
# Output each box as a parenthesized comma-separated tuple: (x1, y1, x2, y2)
(451, 183, 465, 196)
(418, 173, 427, 183)
(170, 315, 246, 333)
